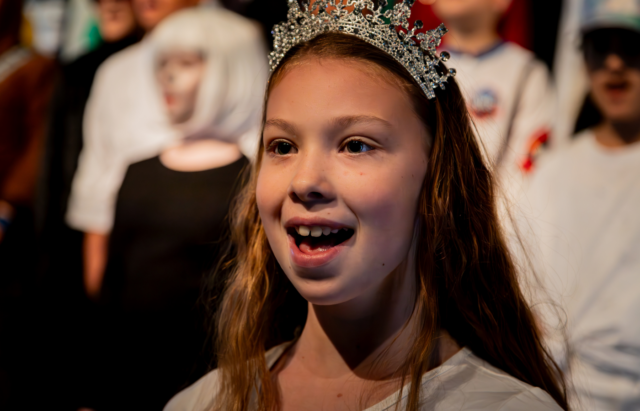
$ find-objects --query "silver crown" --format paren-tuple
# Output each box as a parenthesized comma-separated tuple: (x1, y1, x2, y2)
(270, 0, 456, 99)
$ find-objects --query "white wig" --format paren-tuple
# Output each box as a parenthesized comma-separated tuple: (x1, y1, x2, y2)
(148, 7, 269, 158)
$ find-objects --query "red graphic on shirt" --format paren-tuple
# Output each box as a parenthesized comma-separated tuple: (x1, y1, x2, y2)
(521, 129, 549, 173)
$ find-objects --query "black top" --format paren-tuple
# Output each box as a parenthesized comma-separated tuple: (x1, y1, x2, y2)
(103, 155, 247, 311)
(95, 155, 247, 410)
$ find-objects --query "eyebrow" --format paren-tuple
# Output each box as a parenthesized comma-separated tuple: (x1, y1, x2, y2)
(264, 119, 300, 135)
(329, 115, 393, 131)
(264, 115, 392, 135)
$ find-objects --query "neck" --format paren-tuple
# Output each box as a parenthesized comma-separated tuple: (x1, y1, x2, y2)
(594, 119, 640, 148)
(160, 138, 242, 171)
(293, 254, 418, 380)
(444, 23, 501, 55)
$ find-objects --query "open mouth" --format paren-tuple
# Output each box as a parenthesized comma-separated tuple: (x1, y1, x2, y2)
(287, 225, 355, 254)
(605, 80, 630, 93)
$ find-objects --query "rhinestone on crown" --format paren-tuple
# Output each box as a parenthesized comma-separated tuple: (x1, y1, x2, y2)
(269, 0, 456, 99)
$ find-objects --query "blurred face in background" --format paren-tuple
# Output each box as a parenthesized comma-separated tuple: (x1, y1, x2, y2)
(156, 50, 205, 124)
(96, 0, 136, 42)
(584, 28, 640, 124)
(132, 0, 199, 32)
(432, 0, 510, 31)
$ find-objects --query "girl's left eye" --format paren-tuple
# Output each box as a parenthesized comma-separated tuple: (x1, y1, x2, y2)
(344, 139, 374, 154)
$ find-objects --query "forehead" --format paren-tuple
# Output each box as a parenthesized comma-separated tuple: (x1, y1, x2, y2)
(266, 58, 419, 129)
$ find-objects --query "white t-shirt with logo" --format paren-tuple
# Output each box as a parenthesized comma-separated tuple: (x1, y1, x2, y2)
(520, 130, 640, 410)
(448, 42, 555, 199)
(164, 343, 561, 411)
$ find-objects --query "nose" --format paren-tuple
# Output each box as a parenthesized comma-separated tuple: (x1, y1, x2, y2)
(289, 150, 336, 205)
(604, 53, 625, 71)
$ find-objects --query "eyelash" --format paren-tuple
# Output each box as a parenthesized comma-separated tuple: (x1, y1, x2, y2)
(266, 139, 297, 156)
(340, 138, 375, 154)
(265, 138, 376, 156)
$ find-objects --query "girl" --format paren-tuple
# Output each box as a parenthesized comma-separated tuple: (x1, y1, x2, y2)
(166, 1, 567, 410)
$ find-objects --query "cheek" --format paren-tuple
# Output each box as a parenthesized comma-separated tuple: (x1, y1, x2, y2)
(342, 159, 426, 257)
(256, 168, 275, 219)
(589, 72, 606, 93)
(256, 163, 289, 231)
(173, 68, 202, 95)
(632, 74, 640, 103)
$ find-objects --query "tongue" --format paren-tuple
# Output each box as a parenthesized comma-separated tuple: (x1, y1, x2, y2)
(299, 237, 334, 253)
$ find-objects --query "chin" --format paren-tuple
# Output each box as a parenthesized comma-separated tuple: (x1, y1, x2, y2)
(288, 274, 359, 306)
(605, 109, 640, 124)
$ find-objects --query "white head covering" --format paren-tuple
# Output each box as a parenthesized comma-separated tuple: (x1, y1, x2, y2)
(148, 7, 269, 158)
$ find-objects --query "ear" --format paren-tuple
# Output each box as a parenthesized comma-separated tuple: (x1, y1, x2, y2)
(417, 0, 437, 5)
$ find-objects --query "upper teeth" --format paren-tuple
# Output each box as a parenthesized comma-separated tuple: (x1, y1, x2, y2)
(296, 226, 344, 237)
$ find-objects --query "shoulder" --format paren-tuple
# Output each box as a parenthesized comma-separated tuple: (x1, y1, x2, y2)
(164, 368, 220, 411)
(463, 353, 561, 410)
(421, 350, 562, 410)
(497, 43, 550, 79)
(494, 388, 563, 411)
(164, 343, 292, 411)
(497, 42, 537, 64)
(23, 52, 56, 74)
(11, 51, 57, 88)
(532, 130, 595, 182)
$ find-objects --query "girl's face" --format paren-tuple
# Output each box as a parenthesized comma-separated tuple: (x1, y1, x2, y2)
(156, 50, 205, 125)
(257, 59, 429, 306)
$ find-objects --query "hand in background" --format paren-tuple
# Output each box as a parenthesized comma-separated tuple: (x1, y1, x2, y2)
(83, 232, 110, 300)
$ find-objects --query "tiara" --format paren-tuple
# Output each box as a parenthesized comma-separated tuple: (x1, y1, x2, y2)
(269, 0, 456, 99)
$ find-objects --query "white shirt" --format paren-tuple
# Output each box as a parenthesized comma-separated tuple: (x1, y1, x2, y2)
(520, 130, 640, 410)
(448, 42, 555, 200)
(552, 0, 589, 147)
(66, 41, 179, 233)
(164, 344, 561, 411)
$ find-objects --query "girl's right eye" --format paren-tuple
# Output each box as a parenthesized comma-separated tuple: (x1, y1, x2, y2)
(268, 140, 297, 156)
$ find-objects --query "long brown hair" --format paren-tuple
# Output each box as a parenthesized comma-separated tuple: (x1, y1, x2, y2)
(210, 33, 568, 411)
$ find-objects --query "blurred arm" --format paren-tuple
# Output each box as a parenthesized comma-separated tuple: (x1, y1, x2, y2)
(66, 59, 119, 299)
(507, 60, 556, 174)
(66, 60, 119, 234)
(83, 231, 109, 299)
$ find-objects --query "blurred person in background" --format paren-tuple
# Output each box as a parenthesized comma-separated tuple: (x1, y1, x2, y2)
(32, 0, 142, 407)
(522, 2, 640, 409)
(39, 0, 141, 274)
(0, 0, 55, 407)
(82, 7, 267, 410)
(66, 0, 202, 304)
(421, 0, 555, 199)
(40, 1, 142, 245)
(0, 0, 55, 251)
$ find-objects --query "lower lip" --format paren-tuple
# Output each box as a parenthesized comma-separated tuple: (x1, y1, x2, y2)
(288, 234, 350, 268)
(605, 86, 628, 99)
